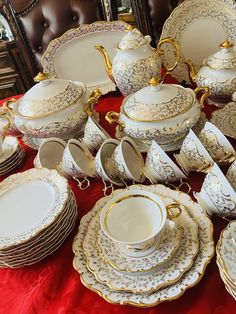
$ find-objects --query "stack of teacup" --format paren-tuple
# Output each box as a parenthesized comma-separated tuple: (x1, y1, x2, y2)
(216, 220, 236, 300)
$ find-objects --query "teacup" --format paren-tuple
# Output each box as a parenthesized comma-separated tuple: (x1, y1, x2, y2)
(226, 160, 236, 191)
(174, 129, 214, 174)
(100, 189, 181, 256)
(143, 140, 187, 184)
(95, 139, 124, 195)
(34, 137, 66, 169)
(195, 163, 236, 218)
(198, 122, 236, 165)
(111, 137, 145, 183)
(82, 116, 111, 152)
(59, 139, 97, 190)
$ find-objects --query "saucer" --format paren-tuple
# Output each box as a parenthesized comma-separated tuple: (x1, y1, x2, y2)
(96, 218, 182, 273)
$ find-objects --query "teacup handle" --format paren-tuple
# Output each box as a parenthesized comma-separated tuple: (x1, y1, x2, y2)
(157, 37, 180, 72)
(196, 161, 213, 173)
(105, 111, 124, 132)
(102, 178, 114, 196)
(219, 151, 236, 164)
(166, 203, 182, 220)
(73, 176, 91, 190)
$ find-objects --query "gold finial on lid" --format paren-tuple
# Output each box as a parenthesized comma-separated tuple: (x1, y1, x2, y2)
(219, 40, 233, 49)
(126, 24, 135, 32)
(34, 72, 49, 82)
(148, 77, 161, 86)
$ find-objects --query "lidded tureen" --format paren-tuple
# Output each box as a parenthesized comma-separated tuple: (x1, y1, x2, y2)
(185, 40, 236, 106)
(3, 72, 101, 138)
(96, 25, 179, 96)
(106, 78, 210, 151)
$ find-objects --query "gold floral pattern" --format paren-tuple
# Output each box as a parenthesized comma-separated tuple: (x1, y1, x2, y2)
(210, 102, 236, 139)
(124, 86, 193, 121)
(113, 53, 161, 96)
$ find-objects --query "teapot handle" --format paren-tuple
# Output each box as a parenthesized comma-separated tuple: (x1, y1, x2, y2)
(157, 37, 180, 72)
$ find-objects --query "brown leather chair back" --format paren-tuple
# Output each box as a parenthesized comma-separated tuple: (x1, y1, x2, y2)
(9, 0, 104, 77)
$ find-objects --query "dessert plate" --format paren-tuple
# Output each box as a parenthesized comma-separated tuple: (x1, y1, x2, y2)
(42, 21, 128, 95)
(83, 199, 198, 293)
(0, 168, 69, 249)
(73, 184, 214, 307)
(210, 102, 236, 139)
(96, 218, 182, 273)
(160, 0, 236, 83)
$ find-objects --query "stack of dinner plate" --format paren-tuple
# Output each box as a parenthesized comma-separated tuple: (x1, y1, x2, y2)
(0, 136, 25, 175)
(0, 168, 78, 267)
(72, 184, 215, 307)
(216, 221, 236, 300)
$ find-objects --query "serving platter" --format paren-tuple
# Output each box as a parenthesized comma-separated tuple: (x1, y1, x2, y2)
(160, 0, 236, 83)
(73, 184, 214, 307)
(42, 21, 129, 95)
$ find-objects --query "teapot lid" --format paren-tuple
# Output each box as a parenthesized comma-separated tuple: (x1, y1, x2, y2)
(122, 78, 194, 122)
(17, 73, 85, 118)
(118, 25, 150, 50)
(205, 40, 236, 69)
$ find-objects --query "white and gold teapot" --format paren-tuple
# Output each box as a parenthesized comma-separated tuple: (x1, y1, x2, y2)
(185, 40, 236, 106)
(96, 25, 180, 96)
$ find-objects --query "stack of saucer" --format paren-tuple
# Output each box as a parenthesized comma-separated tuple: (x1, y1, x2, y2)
(73, 184, 214, 307)
(0, 168, 78, 268)
(216, 221, 236, 300)
(0, 136, 25, 175)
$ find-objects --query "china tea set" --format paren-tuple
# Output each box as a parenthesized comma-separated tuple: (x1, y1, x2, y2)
(1, 20, 236, 306)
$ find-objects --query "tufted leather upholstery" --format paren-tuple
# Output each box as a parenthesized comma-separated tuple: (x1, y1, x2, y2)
(9, 0, 104, 77)
(146, 0, 184, 42)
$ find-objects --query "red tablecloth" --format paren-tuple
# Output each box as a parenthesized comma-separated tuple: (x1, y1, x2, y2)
(0, 84, 236, 314)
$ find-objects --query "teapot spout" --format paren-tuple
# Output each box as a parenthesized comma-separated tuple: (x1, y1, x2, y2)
(95, 45, 114, 83)
(184, 59, 197, 86)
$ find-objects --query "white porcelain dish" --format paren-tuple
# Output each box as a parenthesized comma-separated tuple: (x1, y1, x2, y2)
(42, 21, 129, 95)
(160, 0, 236, 83)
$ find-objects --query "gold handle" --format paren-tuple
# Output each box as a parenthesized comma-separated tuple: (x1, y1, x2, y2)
(2, 98, 17, 117)
(84, 89, 102, 116)
(0, 113, 12, 133)
(166, 203, 182, 220)
(194, 86, 211, 108)
(157, 37, 180, 72)
(196, 160, 213, 173)
(105, 111, 124, 131)
(219, 151, 236, 164)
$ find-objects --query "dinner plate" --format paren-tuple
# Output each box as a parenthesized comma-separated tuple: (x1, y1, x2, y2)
(210, 102, 236, 139)
(96, 219, 182, 273)
(160, 0, 236, 83)
(0, 168, 69, 249)
(73, 184, 214, 306)
(42, 21, 128, 95)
